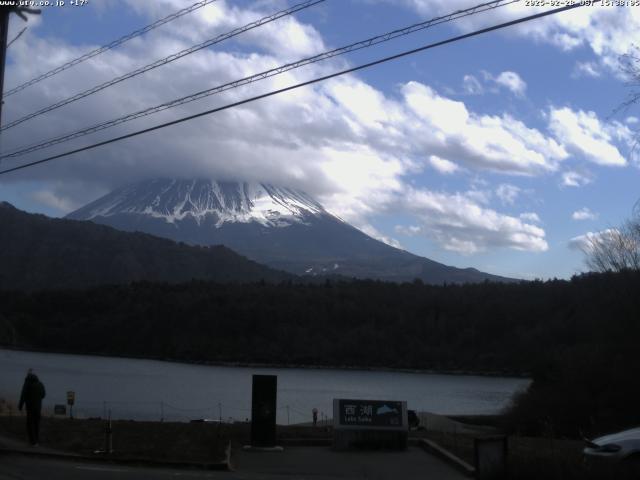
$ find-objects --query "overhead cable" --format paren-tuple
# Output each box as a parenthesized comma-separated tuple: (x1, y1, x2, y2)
(0, 3, 583, 177)
(1, 0, 518, 160)
(0, 0, 325, 132)
(6, 26, 27, 49)
(3, 0, 220, 97)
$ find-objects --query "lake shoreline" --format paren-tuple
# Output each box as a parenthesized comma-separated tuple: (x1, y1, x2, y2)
(0, 344, 530, 379)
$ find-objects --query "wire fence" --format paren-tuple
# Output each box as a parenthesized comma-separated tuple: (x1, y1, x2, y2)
(2, 397, 455, 431)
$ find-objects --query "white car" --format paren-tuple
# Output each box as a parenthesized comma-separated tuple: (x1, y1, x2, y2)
(584, 427, 640, 476)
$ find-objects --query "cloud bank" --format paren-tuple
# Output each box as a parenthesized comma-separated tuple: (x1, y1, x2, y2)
(0, 0, 632, 257)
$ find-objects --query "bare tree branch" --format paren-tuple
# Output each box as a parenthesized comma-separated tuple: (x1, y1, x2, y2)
(582, 220, 640, 272)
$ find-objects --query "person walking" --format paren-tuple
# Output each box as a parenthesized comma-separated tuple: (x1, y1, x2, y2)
(312, 407, 318, 427)
(18, 369, 46, 446)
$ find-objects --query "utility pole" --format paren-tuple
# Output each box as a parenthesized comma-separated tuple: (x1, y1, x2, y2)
(0, 4, 40, 126)
(0, 7, 10, 125)
(0, 7, 11, 126)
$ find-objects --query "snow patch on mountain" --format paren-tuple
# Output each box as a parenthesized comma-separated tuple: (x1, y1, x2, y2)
(71, 179, 326, 228)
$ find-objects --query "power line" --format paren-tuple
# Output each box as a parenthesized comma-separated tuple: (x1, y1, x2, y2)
(6, 26, 26, 49)
(3, 0, 220, 98)
(0, 0, 324, 132)
(0, 3, 583, 177)
(1, 0, 518, 161)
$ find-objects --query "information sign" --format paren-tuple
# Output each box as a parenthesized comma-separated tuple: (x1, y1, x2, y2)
(333, 399, 407, 431)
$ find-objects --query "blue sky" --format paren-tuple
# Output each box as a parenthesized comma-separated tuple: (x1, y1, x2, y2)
(1, 0, 639, 280)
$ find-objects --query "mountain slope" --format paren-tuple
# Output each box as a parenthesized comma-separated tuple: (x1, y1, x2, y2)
(0, 201, 291, 291)
(67, 179, 515, 284)
(68, 179, 325, 228)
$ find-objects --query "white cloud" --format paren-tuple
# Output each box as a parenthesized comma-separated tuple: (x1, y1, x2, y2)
(2, 5, 571, 211)
(496, 183, 521, 205)
(398, 1, 640, 77)
(572, 61, 601, 78)
(127, 0, 328, 60)
(561, 170, 593, 187)
(626, 116, 639, 125)
(402, 188, 548, 254)
(403, 82, 567, 175)
(0, 0, 569, 259)
(3, 2, 410, 222)
(428, 155, 460, 175)
(569, 229, 619, 251)
(463, 70, 526, 97)
(358, 224, 403, 249)
(31, 190, 79, 213)
(311, 144, 408, 225)
(395, 224, 422, 236)
(549, 107, 629, 167)
(493, 71, 527, 97)
(572, 207, 598, 221)
(520, 212, 541, 223)
(462, 74, 484, 95)
(465, 188, 492, 205)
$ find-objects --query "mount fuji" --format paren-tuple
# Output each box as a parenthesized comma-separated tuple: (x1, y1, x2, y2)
(67, 179, 514, 284)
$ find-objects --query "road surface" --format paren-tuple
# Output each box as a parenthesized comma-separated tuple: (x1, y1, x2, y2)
(0, 447, 467, 479)
(0, 454, 223, 480)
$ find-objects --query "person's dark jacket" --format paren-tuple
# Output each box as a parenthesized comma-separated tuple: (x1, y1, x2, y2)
(18, 374, 46, 413)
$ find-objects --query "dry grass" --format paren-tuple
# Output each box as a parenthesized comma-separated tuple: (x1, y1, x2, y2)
(0, 414, 333, 463)
(0, 416, 228, 463)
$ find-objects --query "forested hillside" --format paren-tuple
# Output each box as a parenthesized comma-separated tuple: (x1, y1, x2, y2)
(0, 202, 290, 289)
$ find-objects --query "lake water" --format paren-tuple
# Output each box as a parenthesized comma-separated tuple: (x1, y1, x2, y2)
(0, 349, 529, 424)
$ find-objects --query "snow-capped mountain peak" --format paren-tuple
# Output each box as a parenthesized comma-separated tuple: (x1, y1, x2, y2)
(69, 179, 326, 228)
(67, 178, 514, 284)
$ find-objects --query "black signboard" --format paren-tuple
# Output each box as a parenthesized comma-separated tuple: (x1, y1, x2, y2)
(54, 404, 66, 415)
(338, 399, 403, 427)
(250, 375, 277, 447)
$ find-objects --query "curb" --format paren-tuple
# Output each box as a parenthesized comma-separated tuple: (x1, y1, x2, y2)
(416, 438, 475, 477)
(0, 445, 231, 471)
